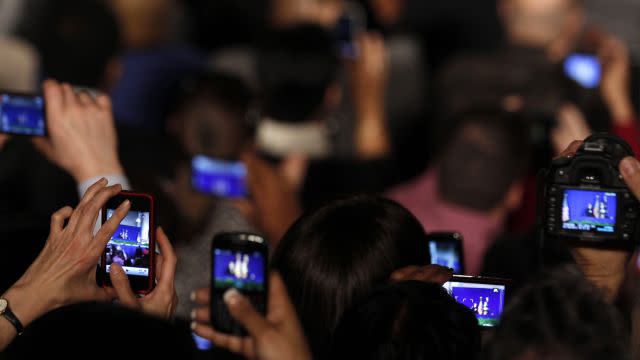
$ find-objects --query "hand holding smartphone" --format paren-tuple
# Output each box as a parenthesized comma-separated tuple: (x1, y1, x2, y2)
(100, 191, 156, 294)
(0, 91, 46, 136)
(210, 232, 268, 335)
(442, 275, 509, 328)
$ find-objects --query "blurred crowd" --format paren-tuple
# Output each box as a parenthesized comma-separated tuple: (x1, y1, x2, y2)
(1, 0, 640, 359)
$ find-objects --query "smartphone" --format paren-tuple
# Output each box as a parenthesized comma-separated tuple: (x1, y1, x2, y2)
(192, 155, 248, 198)
(100, 191, 155, 294)
(211, 232, 268, 335)
(428, 232, 465, 274)
(335, 1, 366, 59)
(0, 91, 46, 136)
(442, 275, 509, 328)
(564, 53, 601, 89)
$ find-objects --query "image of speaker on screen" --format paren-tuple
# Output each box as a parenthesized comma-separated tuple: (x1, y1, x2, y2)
(561, 190, 617, 233)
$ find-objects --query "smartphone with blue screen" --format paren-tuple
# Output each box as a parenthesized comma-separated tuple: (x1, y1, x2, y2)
(443, 275, 509, 328)
(0, 91, 46, 136)
(428, 232, 465, 274)
(211, 232, 268, 336)
(564, 53, 601, 89)
(191, 155, 247, 198)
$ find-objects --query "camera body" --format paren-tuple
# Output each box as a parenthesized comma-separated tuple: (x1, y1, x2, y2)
(542, 134, 640, 249)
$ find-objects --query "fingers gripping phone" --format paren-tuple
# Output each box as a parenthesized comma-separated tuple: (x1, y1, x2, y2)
(100, 191, 156, 294)
(0, 91, 46, 136)
(442, 276, 509, 328)
(211, 232, 268, 336)
(427, 232, 465, 274)
(191, 155, 248, 198)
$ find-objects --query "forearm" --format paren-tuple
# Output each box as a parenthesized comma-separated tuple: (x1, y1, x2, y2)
(0, 284, 54, 351)
(354, 93, 391, 159)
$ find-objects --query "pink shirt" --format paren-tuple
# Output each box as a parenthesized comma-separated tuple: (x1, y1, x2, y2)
(387, 169, 503, 275)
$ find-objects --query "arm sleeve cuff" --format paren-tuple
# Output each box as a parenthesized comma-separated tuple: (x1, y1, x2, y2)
(77, 174, 131, 198)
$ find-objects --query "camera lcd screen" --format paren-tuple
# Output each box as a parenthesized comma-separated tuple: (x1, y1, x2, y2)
(443, 281, 506, 327)
(104, 209, 151, 277)
(213, 249, 265, 292)
(564, 54, 601, 89)
(0, 93, 46, 136)
(192, 156, 247, 198)
(561, 189, 617, 233)
(429, 241, 463, 274)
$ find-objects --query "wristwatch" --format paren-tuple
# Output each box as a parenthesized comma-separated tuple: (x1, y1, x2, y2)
(0, 298, 24, 335)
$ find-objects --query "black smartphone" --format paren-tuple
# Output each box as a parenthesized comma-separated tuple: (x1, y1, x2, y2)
(442, 275, 510, 328)
(100, 191, 156, 294)
(0, 91, 46, 136)
(211, 232, 268, 335)
(427, 232, 465, 274)
(191, 155, 248, 198)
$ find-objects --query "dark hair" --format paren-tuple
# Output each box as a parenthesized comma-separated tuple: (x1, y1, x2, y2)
(169, 71, 254, 120)
(257, 24, 339, 123)
(438, 108, 531, 211)
(168, 70, 255, 155)
(23, 0, 121, 87)
(271, 195, 431, 358)
(483, 266, 630, 360)
(330, 281, 481, 360)
(4, 302, 197, 359)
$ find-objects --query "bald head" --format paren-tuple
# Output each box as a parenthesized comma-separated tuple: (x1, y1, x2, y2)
(500, 0, 583, 50)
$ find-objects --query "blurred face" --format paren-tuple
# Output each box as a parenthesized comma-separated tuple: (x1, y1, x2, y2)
(501, 0, 583, 49)
(173, 99, 246, 159)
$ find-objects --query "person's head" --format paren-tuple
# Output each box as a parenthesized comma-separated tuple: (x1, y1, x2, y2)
(26, 0, 122, 89)
(438, 108, 531, 215)
(110, 0, 174, 49)
(257, 24, 340, 123)
(484, 266, 629, 360)
(329, 281, 481, 360)
(271, 195, 431, 357)
(499, 0, 584, 53)
(166, 71, 254, 159)
(4, 302, 196, 359)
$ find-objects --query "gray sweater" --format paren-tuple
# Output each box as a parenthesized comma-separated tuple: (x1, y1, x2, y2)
(173, 200, 254, 320)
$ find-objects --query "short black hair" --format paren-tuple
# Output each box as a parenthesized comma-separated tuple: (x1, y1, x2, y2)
(438, 108, 531, 211)
(330, 281, 481, 360)
(257, 24, 339, 123)
(167, 70, 255, 158)
(4, 302, 197, 359)
(484, 266, 630, 360)
(23, 0, 121, 87)
(271, 195, 431, 358)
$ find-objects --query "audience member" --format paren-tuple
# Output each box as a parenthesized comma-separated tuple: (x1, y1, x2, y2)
(20, 0, 122, 89)
(0, 178, 177, 351)
(256, 24, 340, 159)
(388, 108, 532, 275)
(270, 195, 430, 357)
(329, 281, 481, 360)
(191, 273, 312, 360)
(484, 266, 630, 360)
(3, 302, 196, 359)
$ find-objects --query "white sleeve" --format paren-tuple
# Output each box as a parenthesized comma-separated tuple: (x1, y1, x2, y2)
(77, 174, 131, 198)
(77, 174, 131, 235)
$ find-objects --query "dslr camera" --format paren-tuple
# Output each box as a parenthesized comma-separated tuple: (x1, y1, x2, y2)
(541, 134, 640, 249)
